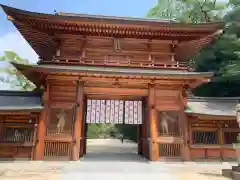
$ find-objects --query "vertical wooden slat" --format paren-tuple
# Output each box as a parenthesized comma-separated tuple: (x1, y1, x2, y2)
(148, 84, 159, 161)
(34, 80, 49, 160)
(72, 80, 84, 160)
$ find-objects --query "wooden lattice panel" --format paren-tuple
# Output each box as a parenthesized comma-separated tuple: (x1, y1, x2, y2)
(86, 100, 142, 124)
(192, 131, 218, 144)
(159, 143, 181, 157)
(46, 108, 74, 135)
(44, 141, 71, 157)
(224, 132, 238, 144)
(1, 126, 34, 144)
(157, 111, 180, 136)
(2, 127, 33, 143)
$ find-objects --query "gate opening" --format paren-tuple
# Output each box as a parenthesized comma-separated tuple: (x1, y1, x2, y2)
(81, 99, 144, 161)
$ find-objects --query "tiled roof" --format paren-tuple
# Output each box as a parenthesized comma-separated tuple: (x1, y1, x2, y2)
(12, 63, 213, 77)
(0, 91, 43, 111)
(186, 96, 238, 117)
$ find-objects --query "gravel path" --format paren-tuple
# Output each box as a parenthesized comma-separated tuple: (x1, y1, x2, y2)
(0, 139, 236, 180)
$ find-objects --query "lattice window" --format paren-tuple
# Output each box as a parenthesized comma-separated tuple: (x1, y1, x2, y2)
(224, 132, 238, 144)
(1, 127, 34, 144)
(44, 141, 71, 157)
(158, 111, 180, 136)
(46, 108, 74, 135)
(192, 131, 218, 144)
(159, 144, 181, 157)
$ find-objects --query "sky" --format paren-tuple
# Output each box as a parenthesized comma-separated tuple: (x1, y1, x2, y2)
(0, 0, 157, 63)
(0, 0, 157, 89)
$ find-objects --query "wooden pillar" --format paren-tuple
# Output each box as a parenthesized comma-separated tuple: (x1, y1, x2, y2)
(80, 101, 86, 157)
(180, 89, 190, 161)
(72, 80, 84, 161)
(142, 100, 147, 158)
(34, 81, 49, 160)
(181, 111, 191, 161)
(148, 84, 159, 161)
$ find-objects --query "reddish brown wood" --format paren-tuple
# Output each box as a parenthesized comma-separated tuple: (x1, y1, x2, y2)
(148, 84, 159, 161)
(84, 87, 148, 96)
(72, 81, 84, 160)
(34, 81, 49, 160)
(0, 5, 227, 162)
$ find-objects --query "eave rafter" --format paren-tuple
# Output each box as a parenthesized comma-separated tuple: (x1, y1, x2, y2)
(6, 15, 59, 60)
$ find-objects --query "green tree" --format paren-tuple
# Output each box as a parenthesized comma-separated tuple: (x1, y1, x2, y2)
(0, 51, 35, 91)
(147, 0, 240, 97)
(147, 0, 227, 23)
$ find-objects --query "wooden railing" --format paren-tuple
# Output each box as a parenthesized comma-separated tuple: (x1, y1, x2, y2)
(41, 56, 190, 70)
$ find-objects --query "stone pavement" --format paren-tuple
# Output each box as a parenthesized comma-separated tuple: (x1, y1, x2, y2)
(0, 139, 237, 180)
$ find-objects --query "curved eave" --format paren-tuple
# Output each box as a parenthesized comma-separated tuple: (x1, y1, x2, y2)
(0, 4, 225, 33)
(11, 63, 213, 88)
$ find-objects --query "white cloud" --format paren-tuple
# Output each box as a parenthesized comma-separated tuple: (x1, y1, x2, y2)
(0, 31, 38, 63)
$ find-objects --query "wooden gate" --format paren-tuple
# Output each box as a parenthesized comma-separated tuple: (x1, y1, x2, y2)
(86, 99, 142, 124)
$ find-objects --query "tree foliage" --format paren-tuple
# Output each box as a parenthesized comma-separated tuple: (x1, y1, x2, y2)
(147, 0, 227, 23)
(0, 51, 35, 91)
(148, 0, 240, 97)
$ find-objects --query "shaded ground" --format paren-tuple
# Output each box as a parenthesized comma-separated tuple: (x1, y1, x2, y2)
(0, 139, 236, 180)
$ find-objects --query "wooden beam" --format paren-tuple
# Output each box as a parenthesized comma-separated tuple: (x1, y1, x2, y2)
(84, 47, 174, 56)
(72, 81, 84, 160)
(57, 35, 178, 45)
(84, 87, 148, 96)
(148, 84, 159, 161)
(86, 94, 143, 101)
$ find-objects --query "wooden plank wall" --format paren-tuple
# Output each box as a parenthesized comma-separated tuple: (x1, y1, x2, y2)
(52, 36, 184, 69)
